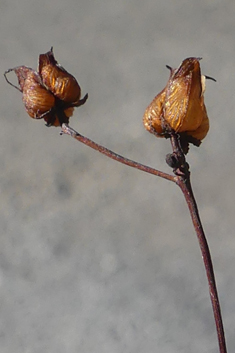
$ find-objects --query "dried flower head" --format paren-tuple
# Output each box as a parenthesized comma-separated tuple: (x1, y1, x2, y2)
(4, 48, 88, 126)
(143, 57, 214, 150)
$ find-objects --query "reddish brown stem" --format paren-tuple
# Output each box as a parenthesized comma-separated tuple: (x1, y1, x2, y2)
(61, 123, 227, 353)
(170, 134, 227, 353)
(61, 124, 175, 182)
(178, 178, 227, 353)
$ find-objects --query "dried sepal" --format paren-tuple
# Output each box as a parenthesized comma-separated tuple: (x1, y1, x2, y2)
(164, 58, 204, 132)
(143, 88, 165, 136)
(20, 69, 55, 119)
(38, 48, 81, 104)
(143, 57, 211, 150)
(188, 105, 209, 141)
(4, 48, 88, 127)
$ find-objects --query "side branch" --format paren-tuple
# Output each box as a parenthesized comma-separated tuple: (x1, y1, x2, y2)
(61, 124, 175, 182)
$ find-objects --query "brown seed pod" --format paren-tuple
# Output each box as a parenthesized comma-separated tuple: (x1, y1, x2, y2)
(38, 47, 81, 104)
(143, 57, 210, 144)
(4, 49, 88, 127)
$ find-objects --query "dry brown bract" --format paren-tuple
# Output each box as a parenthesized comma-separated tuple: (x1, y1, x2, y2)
(4, 47, 88, 126)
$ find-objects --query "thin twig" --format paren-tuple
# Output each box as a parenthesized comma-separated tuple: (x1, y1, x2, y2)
(61, 124, 175, 182)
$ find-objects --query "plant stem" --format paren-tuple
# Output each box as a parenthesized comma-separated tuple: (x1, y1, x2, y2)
(61, 123, 227, 353)
(61, 124, 175, 182)
(178, 178, 227, 353)
(170, 134, 227, 353)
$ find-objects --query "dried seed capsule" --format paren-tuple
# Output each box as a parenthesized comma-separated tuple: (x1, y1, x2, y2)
(4, 49, 88, 127)
(38, 48, 81, 104)
(143, 57, 210, 145)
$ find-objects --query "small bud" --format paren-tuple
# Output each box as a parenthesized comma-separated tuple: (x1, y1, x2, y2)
(4, 48, 88, 126)
(165, 153, 180, 169)
(143, 57, 212, 147)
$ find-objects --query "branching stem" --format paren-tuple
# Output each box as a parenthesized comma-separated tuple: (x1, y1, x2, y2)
(61, 123, 227, 353)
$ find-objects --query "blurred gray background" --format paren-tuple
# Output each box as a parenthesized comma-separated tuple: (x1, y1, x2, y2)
(0, 1, 235, 352)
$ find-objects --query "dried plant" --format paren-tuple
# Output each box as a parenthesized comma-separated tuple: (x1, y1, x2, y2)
(4, 50, 227, 353)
